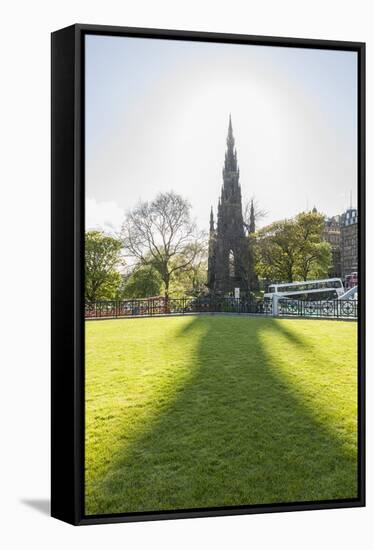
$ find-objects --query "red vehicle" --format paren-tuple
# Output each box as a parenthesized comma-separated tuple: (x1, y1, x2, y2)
(345, 272, 358, 289)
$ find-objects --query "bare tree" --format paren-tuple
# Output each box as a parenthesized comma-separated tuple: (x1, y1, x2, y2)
(121, 191, 205, 299)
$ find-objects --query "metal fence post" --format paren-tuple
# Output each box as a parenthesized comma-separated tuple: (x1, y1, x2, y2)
(272, 295, 279, 316)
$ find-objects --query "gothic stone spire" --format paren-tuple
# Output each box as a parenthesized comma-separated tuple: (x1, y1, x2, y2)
(207, 115, 252, 295)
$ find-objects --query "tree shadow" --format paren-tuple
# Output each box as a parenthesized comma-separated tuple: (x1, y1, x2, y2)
(86, 315, 358, 515)
(271, 317, 355, 351)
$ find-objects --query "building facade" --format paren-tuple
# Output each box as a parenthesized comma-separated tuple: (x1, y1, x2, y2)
(207, 117, 255, 295)
(322, 215, 342, 278)
(340, 208, 358, 279)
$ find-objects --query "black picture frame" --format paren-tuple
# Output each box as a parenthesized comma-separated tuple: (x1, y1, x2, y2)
(51, 23, 366, 525)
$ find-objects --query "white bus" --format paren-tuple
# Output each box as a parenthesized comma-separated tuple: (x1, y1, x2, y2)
(264, 278, 344, 301)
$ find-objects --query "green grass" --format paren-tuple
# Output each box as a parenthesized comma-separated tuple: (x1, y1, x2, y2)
(85, 315, 358, 515)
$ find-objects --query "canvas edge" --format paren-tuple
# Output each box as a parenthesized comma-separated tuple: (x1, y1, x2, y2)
(51, 23, 366, 526)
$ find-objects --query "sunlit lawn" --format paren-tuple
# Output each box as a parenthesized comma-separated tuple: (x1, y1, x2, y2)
(85, 315, 358, 515)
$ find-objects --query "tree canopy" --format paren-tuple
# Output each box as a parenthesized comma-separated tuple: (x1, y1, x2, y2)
(85, 231, 123, 301)
(121, 264, 163, 299)
(85, 204, 332, 303)
(121, 191, 205, 298)
(255, 211, 331, 283)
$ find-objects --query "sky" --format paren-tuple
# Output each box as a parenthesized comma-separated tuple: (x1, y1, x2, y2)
(85, 35, 357, 234)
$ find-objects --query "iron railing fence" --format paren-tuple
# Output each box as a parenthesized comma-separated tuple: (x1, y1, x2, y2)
(278, 298, 358, 319)
(85, 297, 272, 319)
(186, 297, 273, 315)
(85, 297, 357, 320)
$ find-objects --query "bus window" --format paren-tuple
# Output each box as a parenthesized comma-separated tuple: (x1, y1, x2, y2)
(282, 290, 338, 301)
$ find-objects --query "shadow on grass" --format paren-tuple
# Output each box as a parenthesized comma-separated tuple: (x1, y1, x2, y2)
(87, 316, 358, 515)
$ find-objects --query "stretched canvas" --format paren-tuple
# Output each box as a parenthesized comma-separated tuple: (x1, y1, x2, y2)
(51, 24, 365, 525)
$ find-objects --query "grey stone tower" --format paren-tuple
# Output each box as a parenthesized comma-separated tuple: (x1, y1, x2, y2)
(207, 116, 251, 295)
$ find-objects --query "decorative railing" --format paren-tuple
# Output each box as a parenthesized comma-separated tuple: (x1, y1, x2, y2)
(277, 298, 358, 319)
(85, 297, 271, 319)
(85, 297, 357, 320)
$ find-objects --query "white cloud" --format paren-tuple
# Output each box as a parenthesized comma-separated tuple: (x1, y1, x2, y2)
(85, 197, 125, 234)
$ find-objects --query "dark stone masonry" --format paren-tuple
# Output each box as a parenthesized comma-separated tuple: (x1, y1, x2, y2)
(207, 116, 256, 296)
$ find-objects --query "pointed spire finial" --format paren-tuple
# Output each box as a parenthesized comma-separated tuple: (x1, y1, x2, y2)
(224, 113, 237, 173)
(249, 199, 255, 233)
(209, 206, 215, 232)
(227, 114, 233, 141)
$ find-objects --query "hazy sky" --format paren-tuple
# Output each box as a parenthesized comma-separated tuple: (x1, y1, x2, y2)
(85, 35, 357, 234)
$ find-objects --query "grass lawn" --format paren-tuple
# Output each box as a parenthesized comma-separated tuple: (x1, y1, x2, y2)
(85, 315, 358, 515)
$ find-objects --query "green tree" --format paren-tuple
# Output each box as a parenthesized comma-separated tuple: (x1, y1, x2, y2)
(168, 240, 208, 297)
(85, 231, 123, 301)
(122, 265, 163, 298)
(294, 211, 331, 280)
(255, 211, 331, 283)
(255, 219, 298, 282)
(98, 271, 123, 300)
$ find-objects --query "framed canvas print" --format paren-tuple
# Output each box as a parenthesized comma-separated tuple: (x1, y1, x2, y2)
(51, 24, 365, 525)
